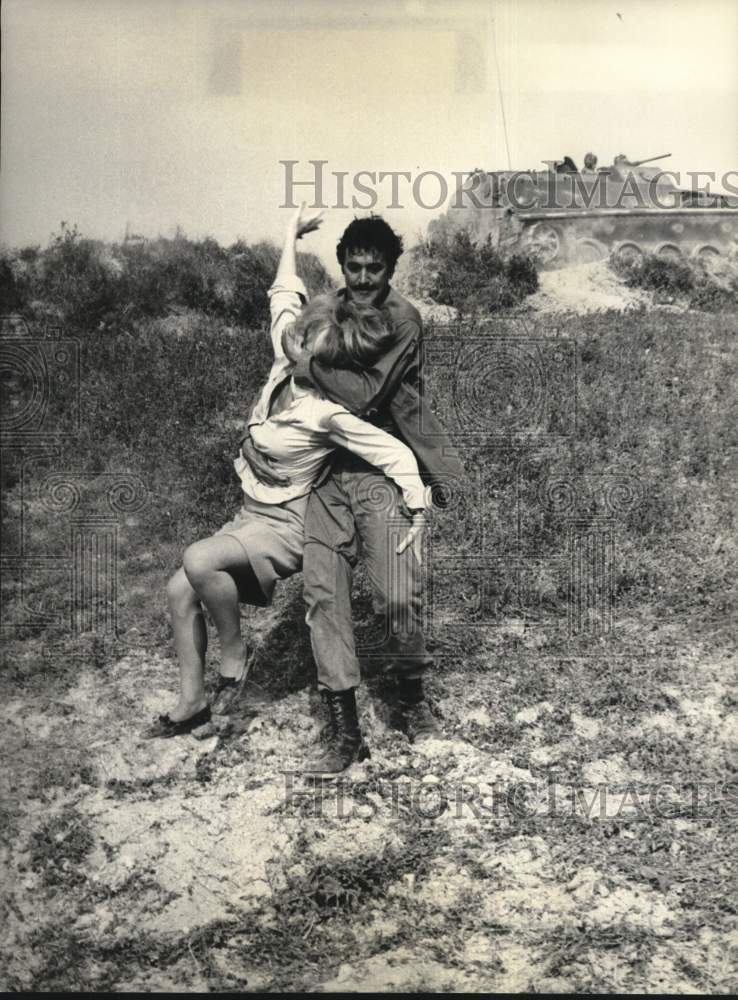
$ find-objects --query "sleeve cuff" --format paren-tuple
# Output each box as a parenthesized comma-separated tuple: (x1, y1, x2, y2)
(405, 483, 432, 512)
(268, 274, 308, 301)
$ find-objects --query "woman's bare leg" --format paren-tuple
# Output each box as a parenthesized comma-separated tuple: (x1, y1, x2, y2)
(183, 535, 259, 680)
(165, 566, 209, 721)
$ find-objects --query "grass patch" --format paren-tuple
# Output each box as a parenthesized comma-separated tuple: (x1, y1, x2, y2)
(28, 809, 95, 889)
(29, 753, 99, 803)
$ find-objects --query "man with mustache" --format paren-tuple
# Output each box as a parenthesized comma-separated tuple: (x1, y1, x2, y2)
(240, 215, 464, 773)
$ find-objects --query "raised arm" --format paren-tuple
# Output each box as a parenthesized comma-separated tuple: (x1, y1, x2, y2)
(238, 204, 323, 485)
(274, 203, 322, 282)
(267, 203, 324, 359)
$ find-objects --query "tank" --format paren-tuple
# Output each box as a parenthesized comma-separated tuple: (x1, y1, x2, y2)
(434, 154, 738, 268)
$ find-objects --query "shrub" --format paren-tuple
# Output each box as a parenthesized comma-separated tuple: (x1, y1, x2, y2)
(2, 225, 333, 330)
(613, 253, 695, 295)
(610, 250, 738, 311)
(404, 229, 538, 314)
(689, 275, 738, 312)
(227, 240, 281, 328)
(33, 223, 123, 327)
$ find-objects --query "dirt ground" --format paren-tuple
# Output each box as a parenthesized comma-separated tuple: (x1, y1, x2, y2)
(404, 258, 658, 321)
(1, 624, 736, 992)
(525, 261, 654, 314)
(404, 251, 738, 320)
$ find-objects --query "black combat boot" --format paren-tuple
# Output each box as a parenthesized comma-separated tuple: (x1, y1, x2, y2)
(304, 688, 370, 774)
(396, 677, 441, 742)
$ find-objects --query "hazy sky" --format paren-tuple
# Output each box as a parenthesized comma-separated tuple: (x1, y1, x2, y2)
(2, 0, 736, 273)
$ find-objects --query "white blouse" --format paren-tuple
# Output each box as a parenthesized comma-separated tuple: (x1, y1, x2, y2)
(234, 274, 428, 512)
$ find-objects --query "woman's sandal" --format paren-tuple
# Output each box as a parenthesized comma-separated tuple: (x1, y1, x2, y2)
(142, 704, 212, 739)
(211, 652, 256, 716)
(211, 674, 239, 716)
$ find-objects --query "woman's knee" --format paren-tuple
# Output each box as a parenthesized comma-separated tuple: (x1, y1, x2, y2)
(166, 566, 198, 611)
(182, 541, 212, 587)
(182, 535, 248, 590)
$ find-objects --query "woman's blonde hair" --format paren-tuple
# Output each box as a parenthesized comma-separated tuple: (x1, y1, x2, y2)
(293, 295, 396, 370)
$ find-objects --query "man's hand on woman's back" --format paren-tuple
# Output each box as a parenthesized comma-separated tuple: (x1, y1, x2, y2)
(238, 433, 292, 488)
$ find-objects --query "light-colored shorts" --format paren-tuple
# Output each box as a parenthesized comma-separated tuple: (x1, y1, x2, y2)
(216, 492, 308, 605)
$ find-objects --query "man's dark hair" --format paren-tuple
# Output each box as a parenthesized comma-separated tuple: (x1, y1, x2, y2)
(336, 215, 404, 277)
